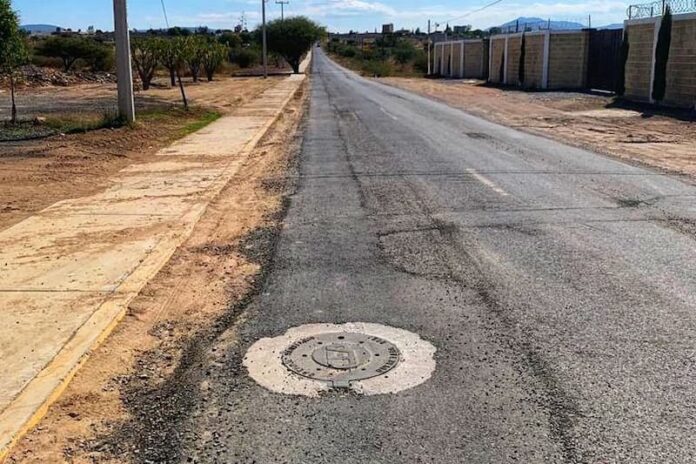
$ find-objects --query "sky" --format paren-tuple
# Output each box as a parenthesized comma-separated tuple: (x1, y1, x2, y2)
(13, 0, 630, 33)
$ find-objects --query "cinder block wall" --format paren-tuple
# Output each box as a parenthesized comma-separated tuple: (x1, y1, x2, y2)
(442, 43, 452, 75)
(482, 40, 490, 79)
(625, 22, 655, 100)
(506, 36, 522, 85)
(625, 13, 696, 107)
(463, 42, 484, 78)
(452, 42, 464, 77)
(433, 44, 442, 74)
(431, 39, 490, 79)
(665, 16, 696, 106)
(547, 31, 589, 89)
(523, 34, 545, 88)
(489, 38, 506, 83)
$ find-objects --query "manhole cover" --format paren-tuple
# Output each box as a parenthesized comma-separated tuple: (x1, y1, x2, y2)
(282, 332, 400, 386)
(243, 322, 436, 396)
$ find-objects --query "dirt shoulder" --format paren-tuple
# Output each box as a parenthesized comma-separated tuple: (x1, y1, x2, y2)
(382, 78, 696, 180)
(3, 78, 308, 464)
(0, 77, 280, 231)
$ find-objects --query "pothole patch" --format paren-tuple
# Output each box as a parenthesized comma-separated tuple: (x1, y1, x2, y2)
(243, 322, 436, 397)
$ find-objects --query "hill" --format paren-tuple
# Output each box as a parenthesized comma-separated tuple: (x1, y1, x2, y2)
(21, 24, 61, 34)
(498, 17, 585, 31)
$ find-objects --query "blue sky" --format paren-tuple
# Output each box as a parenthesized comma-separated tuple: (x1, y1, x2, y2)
(14, 0, 629, 32)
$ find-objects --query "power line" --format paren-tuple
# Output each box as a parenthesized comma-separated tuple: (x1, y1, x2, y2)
(160, 0, 170, 28)
(438, 0, 505, 25)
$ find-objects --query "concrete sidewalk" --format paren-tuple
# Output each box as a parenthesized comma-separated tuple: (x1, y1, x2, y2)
(0, 67, 307, 458)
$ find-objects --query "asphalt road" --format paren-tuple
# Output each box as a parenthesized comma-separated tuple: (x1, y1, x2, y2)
(177, 49, 696, 463)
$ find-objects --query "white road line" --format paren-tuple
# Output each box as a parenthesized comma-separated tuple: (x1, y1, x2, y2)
(379, 106, 399, 121)
(466, 168, 510, 197)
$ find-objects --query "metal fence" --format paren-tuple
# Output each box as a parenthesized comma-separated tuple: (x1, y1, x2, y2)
(628, 0, 696, 18)
(493, 18, 590, 34)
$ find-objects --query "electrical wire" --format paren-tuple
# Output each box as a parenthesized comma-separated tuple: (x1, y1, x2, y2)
(438, 0, 505, 25)
(160, 0, 170, 28)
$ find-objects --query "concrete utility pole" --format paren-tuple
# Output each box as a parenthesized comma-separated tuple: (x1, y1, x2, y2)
(276, 0, 289, 21)
(262, 0, 268, 78)
(427, 19, 431, 75)
(113, 0, 135, 123)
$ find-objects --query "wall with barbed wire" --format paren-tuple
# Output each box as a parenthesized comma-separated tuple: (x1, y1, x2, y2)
(624, 11, 696, 106)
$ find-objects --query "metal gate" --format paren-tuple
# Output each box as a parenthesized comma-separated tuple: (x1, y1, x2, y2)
(586, 29, 624, 92)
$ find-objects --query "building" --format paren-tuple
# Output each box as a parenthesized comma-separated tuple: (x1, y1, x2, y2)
(382, 23, 394, 34)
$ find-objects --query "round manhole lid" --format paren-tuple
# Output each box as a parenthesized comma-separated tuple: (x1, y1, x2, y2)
(282, 332, 401, 385)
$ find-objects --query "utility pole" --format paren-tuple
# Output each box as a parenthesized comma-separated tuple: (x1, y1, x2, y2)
(427, 19, 431, 75)
(113, 0, 135, 123)
(262, 0, 268, 78)
(276, 0, 289, 21)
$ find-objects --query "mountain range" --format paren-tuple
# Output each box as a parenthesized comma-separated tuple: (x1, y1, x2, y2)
(496, 17, 624, 31)
(20, 24, 61, 34)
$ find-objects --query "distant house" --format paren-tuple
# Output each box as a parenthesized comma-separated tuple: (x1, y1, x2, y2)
(382, 23, 394, 34)
(330, 31, 382, 48)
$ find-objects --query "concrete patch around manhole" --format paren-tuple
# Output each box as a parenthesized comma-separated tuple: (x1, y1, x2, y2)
(243, 322, 436, 397)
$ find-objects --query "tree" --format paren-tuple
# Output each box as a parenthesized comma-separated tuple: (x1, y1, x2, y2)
(85, 41, 114, 72)
(202, 41, 229, 81)
(518, 33, 526, 86)
(36, 36, 98, 72)
(183, 36, 206, 82)
(131, 37, 159, 90)
(616, 29, 629, 96)
(0, 0, 27, 124)
(157, 38, 179, 87)
(218, 32, 242, 49)
(259, 16, 324, 73)
(167, 26, 191, 37)
(172, 37, 189, 109)
(652, 5, 672, 103)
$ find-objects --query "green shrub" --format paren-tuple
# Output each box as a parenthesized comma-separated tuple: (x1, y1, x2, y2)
(394, 42, 416, 65)
(412, 50, 428, 74)
(234, 48, 258, 68)
(652, 6, 672, 102)
(362, 59, 393, 77)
